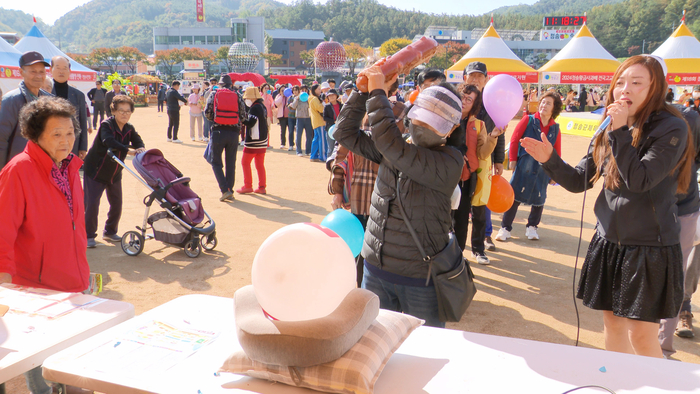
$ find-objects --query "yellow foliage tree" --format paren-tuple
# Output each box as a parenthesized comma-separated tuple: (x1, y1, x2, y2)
(344, 43, 371, 76)
(379, 38, 412, 57)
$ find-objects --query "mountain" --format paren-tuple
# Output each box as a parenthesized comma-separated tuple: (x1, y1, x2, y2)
(0, 8, 50, 38)
(491, 0, 626, 15)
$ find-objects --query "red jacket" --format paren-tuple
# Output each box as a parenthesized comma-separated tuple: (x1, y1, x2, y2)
(0, 141, 89, 292)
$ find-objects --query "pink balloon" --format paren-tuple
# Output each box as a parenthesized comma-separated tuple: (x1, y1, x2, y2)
(482, 74, 524, 129)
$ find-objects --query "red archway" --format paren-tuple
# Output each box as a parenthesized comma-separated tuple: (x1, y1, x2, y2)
(227, 72, 266, 87)
(270, 75, 307, 86)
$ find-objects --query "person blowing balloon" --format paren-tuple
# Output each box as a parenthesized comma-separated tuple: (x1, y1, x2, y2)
(521, 55, 694, 358)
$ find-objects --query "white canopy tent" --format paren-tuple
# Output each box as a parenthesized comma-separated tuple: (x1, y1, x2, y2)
(0, 36, 23, 96)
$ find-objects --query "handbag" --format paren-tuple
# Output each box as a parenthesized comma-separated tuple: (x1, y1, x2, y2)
(203, 136, 214, 165)
(395, 177, 477, 322)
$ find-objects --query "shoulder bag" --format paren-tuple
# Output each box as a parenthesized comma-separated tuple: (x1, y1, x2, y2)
(395, 176, 477, 322)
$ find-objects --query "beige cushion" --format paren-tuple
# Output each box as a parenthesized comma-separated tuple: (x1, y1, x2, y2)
(234, 285, 379, 367)
(221, 309, 424, 394)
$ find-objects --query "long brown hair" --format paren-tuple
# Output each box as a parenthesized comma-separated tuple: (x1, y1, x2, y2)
(592, 55, 693, 193)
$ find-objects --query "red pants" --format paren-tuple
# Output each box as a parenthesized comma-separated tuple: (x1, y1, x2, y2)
(241, 151, 266, 188)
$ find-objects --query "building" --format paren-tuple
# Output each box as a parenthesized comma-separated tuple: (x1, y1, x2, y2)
(417, 25, 572, 69)
(0, 32, 19, 45)
(265, 29, 326, 73)
(152, 17, 265, 75)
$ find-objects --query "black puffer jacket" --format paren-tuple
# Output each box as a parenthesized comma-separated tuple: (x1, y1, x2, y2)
(673, 105, 700, 216)
(542, 109, 688, 246)
(84, 117, 145, 185)
(335, 90, 463, 279)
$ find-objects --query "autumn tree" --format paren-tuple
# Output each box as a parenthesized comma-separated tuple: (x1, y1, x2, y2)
(215, 46, 234, 73)
(425, 42, 470, 70)
(120, 47, 147, 74)
(379, 38, 412, 57)
(90, 47, 123, 74)
(154, 49, 184, 80)
(261, 53, 284, 71)
(344, 43, 371, 77)
(65, 52, 99, 69)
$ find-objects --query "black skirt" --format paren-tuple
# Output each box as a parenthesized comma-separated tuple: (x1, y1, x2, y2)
(577, 232, 684, 323)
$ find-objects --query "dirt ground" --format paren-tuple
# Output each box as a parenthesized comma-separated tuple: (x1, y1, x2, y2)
(5, 104, 700, 392)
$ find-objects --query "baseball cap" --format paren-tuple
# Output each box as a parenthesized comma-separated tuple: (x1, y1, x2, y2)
(19, 51, 49, 68)
(407, 86, 462, 137)
(464, 61, 487, 76)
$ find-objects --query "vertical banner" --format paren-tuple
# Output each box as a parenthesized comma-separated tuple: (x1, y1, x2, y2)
(196, 0, 205, 22)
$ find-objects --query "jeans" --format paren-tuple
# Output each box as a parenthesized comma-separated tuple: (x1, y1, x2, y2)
(241, 150, 266, 189)
(500, 201, 544, 232)
(485, 207, 493, 237)
(210, 128, 240, 193)
(658, 210, 700, 356)
(167, 110, 180, 140)
(362, 268, 444, 328)
(278, 117, 288, 146)
(157, 100, 165, 112)
(85, 176, 122, 239)
(295, 118, 313, 155)
(24, 366, 52, 394)
(310, 126, 327, 161)
(189, 113, 203, 139)
(471, 205, 487, 254)
(288, 117, 296, 148)
(453, 174, 477, 251)
(92, 102, 105, 128)
(203, 118, 211, 139)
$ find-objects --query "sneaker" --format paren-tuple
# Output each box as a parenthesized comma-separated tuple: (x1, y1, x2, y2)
(172, 139, 183, 143)
(525, 226, 539, 240)
(254, 187, 267, 194)
(236, 186, 254, 194)
(87, 238, 96, 248)
(297, 152, 304, 157)
(473, 252, 490, 265)
(191, 137, 196, 141)
(103, 233, 122, 242)
(199, 138, 204, 142)
(220, 191, 234, 202)
(310, 158, 322, 163)
(167, 138, 172, 142)
(485, 236, 496, 251)
(288, 146, 295, 151)
(280, 145, 286, 150)
(204, 137, 209, 142)
(676, 311, 695, 338)
(495, 228, 511, 241)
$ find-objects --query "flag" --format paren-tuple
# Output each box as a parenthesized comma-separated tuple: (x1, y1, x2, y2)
(196, 0, 205, 22)
(33, 15, 36, 23)
(490, 14, 493, 26)
(682, 9, 686, 23)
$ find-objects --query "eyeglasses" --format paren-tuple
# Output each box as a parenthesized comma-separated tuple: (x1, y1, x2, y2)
(116, 110, 132, 115)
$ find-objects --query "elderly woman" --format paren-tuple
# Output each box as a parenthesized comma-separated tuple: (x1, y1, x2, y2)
(83, 95, 145, 248)
(0, 96, 90, 394)
(495, 91, 562, 242)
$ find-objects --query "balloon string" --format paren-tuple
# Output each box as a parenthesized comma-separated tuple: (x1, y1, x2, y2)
(262, 308, 279, 321)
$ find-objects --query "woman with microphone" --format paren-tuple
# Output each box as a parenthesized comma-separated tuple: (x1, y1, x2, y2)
(521, 55, 694, 358)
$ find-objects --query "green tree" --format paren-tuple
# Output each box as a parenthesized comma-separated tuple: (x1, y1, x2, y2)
(300, 49, 316, 69)
(215, 46, 234, 73)
(379, 38, 412, 57)
(344, 43, 371, 76)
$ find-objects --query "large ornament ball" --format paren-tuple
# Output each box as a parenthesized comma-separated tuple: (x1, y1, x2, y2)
(315, 41, 346, 71)
(251, 223, 357, 322)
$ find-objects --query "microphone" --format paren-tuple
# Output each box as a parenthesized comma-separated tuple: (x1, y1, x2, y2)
(590, 116, 611, 141)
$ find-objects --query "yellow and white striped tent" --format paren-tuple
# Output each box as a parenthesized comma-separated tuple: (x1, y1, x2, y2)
(538, 24, 620, 85)
(446, 24, 538, 84)
(652, 21, 700, 85)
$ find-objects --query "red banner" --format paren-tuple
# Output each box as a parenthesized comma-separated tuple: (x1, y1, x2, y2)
(560, 72, 613, 84)
(0, 66, 95, 83)
(196, 0, 205, 22)
(489, 71, 539, 84)
(667, 73, 700, 85)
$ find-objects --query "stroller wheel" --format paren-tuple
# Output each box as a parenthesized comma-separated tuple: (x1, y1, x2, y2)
(201, 233, 217, 251)
(184, 237, 202, 258)
(121, 231, 144, 256)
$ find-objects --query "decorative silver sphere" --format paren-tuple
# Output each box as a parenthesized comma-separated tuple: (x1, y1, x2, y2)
(228, 42, 261, 71)
(315, 41, 346, 71)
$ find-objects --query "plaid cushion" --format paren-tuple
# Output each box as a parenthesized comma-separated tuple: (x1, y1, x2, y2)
(220, 310, 424, 394)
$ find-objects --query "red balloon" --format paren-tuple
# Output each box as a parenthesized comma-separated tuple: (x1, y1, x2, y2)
(487, 175, 515, 213)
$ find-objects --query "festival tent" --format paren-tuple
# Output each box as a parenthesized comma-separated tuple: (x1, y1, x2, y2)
(446, 24, 538, 84)
(537, 24, 620, 85)
(652, 20, 700, 85)
(0, 36, 23, 95)
(14, 25, 97, 96)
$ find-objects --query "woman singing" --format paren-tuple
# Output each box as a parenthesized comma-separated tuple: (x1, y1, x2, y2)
(521, 55, 694, 358)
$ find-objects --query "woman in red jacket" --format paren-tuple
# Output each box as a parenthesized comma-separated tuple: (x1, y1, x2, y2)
(0, 96, 91, 394)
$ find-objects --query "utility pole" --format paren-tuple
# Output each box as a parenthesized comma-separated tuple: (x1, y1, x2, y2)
(642, 39, 646, 54)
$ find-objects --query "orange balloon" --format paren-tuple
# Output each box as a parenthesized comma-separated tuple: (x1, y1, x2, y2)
(409, 90, 419, 104)
(487, 174, 515, 213)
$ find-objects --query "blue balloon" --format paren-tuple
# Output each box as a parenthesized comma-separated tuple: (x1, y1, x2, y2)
(328, 124, 337, 141)
(300, 92, 309, 102)
(284, 88, 293, 97)
(321, 209, 364, 257)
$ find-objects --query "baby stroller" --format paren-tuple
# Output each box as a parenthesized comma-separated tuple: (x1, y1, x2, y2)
(108, 149, 217, 258)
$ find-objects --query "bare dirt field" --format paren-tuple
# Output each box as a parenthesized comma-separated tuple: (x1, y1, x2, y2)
(5, 103, 699, 392)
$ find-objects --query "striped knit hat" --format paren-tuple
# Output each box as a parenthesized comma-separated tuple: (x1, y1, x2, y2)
(407, 86, 462, 137)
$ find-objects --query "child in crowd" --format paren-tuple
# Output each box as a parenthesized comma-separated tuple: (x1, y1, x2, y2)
(237, 86, 269, 195)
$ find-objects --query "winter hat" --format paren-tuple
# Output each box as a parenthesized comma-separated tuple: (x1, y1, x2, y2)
(407, 86, 462, 137)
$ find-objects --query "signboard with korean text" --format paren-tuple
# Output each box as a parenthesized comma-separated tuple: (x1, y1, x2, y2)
(196, 0, 205, 22)
(184, 60, 204, 71)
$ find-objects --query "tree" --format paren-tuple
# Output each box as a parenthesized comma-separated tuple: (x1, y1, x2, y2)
(300, 49, 316, 69)
(425, 42, 470, 70)
(344, 43, 371, 76)
(215, 46, 234, 73)
(120, 47, 146, 74)
(90, 47, 123, 74)
(261, 53, 284, 67)
(154, 49, 184, 80)
(379, 38, 412, 57)
(65, 52, 99, 69)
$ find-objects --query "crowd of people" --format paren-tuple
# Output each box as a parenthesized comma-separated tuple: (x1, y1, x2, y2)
(0, 47, 700, 392)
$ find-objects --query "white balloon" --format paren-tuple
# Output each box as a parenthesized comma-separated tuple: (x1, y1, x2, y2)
(252, 223, 357, 321)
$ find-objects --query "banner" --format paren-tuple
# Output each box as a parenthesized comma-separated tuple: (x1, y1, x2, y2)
(560, 72, 613, 84)
(540, 29, 576, 41)
(540, 72, 561, 84)
(196, 0, 205, 22)
(556, 114, 601, 138)
(667, 73, 700, 85)
(444, 70, 538, 84)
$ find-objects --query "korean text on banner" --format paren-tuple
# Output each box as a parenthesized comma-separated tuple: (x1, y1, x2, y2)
(196, 0, 205, 22)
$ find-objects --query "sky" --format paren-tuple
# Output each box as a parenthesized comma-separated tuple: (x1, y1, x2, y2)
(7, 0, 539, 25)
